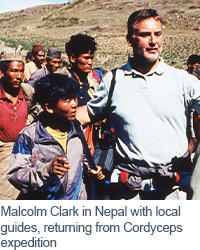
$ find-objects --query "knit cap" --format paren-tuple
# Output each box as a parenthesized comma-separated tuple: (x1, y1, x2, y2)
(32, 44, 44, 54)
(0, 48, 23, 61)
(47, 48, 61, 59)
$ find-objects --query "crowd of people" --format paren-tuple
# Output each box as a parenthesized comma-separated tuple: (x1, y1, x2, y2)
(0, 8, 200, 200)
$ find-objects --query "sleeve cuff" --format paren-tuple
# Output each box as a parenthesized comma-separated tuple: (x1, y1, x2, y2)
(40, 161, 53, 180)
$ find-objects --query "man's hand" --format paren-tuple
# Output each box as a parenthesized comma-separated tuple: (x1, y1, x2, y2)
(52, 157, 70, 176)
(89, 166, 105, 180)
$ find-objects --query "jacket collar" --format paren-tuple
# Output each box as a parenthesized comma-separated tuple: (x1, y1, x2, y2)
(35, 116, 77, 144)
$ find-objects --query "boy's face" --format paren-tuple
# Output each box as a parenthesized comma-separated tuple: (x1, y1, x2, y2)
(51, 98, 78, 121)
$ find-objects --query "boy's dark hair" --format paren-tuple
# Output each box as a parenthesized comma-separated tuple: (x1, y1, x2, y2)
(187, 54, 200, 67)
(34, 73, 78, 109)
(126, 9, 163, 42)
(65, 33, 97, 58)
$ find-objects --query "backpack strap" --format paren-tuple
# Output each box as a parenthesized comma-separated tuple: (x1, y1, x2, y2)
(106, 68, 117, 111)
(73, 119, 96, 170)
(73, 68, 118, 170)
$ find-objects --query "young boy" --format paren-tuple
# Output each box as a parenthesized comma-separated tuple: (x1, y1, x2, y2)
(7, 73, 103, 200)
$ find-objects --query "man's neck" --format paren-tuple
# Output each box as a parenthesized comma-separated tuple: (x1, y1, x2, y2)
(34, 61, 42, 69)
(46, 64, 52, 74)
(130, 57, 160, 75)
(71, 67, 88, 85)
(2, 81, 20, 104)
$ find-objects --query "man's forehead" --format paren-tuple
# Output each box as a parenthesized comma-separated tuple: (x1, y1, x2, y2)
(79, 51, 94, 57)
(133, 17, 162, 29)
(50, 58, 62, 62)
(37, 51, 45, 55)
(8, 61, 24, 68)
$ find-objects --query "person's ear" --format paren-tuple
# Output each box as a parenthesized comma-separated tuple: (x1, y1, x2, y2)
(126, 34, 133, 48)
(0, 70, 4, 78)
(127, 40, 132, 48)
(188, 64, 194, 70)
(44, 103, 54, 114)
(69, 54, 76, 64)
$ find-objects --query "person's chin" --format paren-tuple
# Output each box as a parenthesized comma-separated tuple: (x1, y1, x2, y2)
(144, 54, 159, 64)
(12, 83, 21, 88)
(69, 113, 77, 120)
(68, 117, 76, 121)
(83, 68, 92, 73)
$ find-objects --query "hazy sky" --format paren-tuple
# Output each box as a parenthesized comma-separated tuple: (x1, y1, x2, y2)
(0, 0, 71, 14)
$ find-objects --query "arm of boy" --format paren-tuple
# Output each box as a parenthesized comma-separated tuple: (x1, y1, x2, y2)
(7, 133, 70, 191)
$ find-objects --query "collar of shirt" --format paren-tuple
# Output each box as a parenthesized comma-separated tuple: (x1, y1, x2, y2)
(123, 56, 166, 77)
(0, 83, 24, 101)
(44, 65, 49, 74)
(68, 70, 86, 87)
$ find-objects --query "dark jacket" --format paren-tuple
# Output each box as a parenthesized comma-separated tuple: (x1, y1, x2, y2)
(7, 115, 88, 200)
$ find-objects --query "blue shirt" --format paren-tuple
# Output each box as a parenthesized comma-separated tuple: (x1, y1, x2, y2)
(88, 57, 200, 168)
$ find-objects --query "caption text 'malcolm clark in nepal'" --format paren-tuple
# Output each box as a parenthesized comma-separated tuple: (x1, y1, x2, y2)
(0, 205, 181, 218)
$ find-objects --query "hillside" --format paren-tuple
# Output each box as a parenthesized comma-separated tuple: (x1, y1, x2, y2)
(0, 0, 199, 72)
